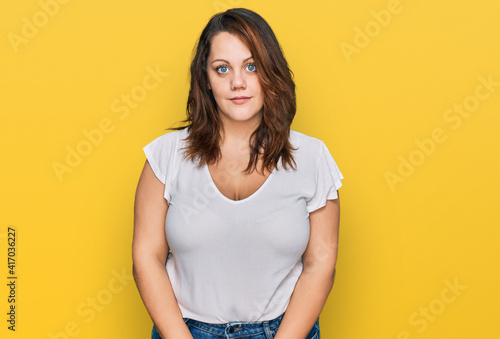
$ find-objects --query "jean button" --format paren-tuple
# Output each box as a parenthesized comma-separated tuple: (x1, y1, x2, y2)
(228, 326, 235, 333)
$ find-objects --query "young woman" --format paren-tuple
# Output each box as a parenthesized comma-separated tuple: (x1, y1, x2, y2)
(132, 8, 343, 339)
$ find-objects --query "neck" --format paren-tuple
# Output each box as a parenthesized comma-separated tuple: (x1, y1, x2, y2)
(219, 116, 262, 148)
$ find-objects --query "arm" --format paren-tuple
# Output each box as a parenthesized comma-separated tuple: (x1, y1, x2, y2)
(274, 194, 340, 339)
(132, 160, 193, 339)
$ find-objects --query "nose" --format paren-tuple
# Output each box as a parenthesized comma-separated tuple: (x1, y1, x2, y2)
(231, 70, 246, 90)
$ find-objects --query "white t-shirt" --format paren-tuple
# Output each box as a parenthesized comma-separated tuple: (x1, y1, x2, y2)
(143, 127, 343, 324)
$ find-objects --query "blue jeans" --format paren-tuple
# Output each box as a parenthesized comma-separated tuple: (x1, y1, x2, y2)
(151, 312, 320, 338)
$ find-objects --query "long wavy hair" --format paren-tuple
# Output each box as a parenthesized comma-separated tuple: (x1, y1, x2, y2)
(168, 8, 297, 174)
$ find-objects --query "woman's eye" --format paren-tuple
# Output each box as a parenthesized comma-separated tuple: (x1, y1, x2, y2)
(216, 65, 229, 74)
(246, 64, 256, 72)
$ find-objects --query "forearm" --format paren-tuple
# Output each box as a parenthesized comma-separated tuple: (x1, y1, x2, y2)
(133, 257, 193, 339)
(274, 267, 336, 339)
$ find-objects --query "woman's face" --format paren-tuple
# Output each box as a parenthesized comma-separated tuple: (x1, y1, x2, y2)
(207, 32, 264, 129)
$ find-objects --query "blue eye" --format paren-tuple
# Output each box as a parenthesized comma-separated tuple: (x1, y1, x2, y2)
(246, 63, 256, 72)
(216, 65, 229, 74)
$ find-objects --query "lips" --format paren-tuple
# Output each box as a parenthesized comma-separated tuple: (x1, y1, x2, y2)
(230, 96, 251, 104)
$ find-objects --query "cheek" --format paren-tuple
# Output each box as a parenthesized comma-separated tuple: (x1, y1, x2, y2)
(254, 84, 264, 102)
(251, 79, 263, 95)
(210, 78, 227, 94)
(210, 84, 226, 100)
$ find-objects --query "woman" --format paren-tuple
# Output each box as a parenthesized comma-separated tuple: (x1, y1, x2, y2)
(132, 8, 343, 339)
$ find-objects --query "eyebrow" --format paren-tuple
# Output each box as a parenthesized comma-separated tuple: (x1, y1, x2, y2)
(211, 56, 254, 64)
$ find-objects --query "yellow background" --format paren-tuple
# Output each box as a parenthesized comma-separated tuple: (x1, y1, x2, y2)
(1, 0, 499, 337)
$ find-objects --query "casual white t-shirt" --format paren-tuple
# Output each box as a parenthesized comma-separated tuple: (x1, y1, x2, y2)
(143, 127, 343, 324)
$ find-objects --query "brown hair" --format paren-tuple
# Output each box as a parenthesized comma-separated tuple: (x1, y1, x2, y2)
(168, 8, 297, 174)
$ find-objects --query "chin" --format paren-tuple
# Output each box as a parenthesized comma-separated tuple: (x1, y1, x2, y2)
(221, 109, 262, 122)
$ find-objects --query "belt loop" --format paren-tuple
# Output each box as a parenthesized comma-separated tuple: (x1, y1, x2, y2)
(263, 320, 274, 338)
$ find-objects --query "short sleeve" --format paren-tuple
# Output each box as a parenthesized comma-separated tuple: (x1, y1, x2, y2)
(306, 141, 344, 213)
(142, 131, 179, 203)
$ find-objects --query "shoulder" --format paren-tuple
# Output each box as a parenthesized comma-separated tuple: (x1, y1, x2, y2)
(142, 128, 189, 187)
(287, 129, 329, 173)
(151, 127, 188, 144)
(290, 129, 326, 153)
(145, 127, 189, 152)
(143, 128, 189, 165)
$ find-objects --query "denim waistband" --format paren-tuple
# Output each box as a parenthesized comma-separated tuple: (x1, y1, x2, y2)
(183, 312, 285, 337)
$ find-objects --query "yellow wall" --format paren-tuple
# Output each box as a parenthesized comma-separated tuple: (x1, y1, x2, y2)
(1, 0, 499, 337)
